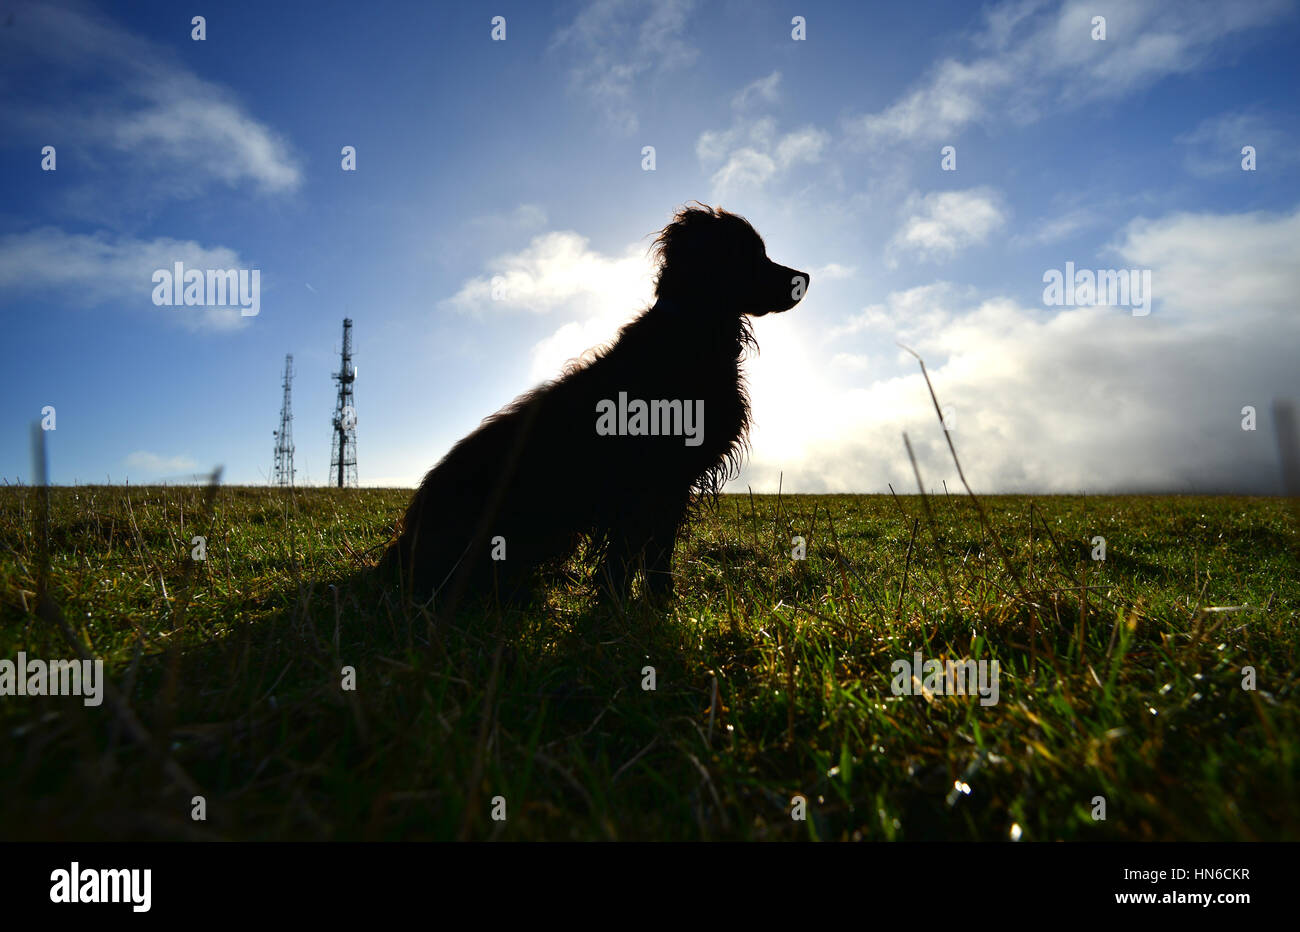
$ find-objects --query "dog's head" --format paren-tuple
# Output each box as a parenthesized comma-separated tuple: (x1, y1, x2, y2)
(651, 204, 809, 316)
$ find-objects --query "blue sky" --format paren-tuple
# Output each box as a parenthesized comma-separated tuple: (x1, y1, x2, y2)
(2, 0, 1298, 492)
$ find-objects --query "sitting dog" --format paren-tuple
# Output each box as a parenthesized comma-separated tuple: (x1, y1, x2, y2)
(380, 203, 808, 605)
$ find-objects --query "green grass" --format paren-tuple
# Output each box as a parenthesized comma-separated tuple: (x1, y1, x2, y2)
(1, 484, 1296, 840)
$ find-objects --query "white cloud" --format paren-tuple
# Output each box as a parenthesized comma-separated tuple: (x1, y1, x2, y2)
(848, 57, 1012, 147)
(887, 188, 1007, 265)
(0, 227, 256, 330)
(0, 2, 300, 196)
(469, 204, 549, 233)
(696, 118, 830, 198)
(1175, 110, 1297, 177)
(739, 207, 1300, 494)
(1011, 207, 1099, 247)
(105, 86, 300, 193)
(845, 0, 1291, 148)
(1111, 208, 1300, 323)
(445, 230, 656, 382)
(551, 0, 698, 134)
(446, 232, 650, 314)
(830, 352, 873, 371)
(830, 282, 975, 338)
(813, 262, 857, 281)
(732, 71, 781, 110)
(125, 451, 199, 475)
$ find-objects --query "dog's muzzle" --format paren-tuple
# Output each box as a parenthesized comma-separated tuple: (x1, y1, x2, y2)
(761, 263, 809, 314)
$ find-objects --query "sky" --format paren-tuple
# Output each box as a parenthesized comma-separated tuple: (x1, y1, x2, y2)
(1, 0, 1298, 493)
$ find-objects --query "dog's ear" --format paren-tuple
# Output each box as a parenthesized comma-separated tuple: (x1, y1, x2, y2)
(652, 205, 762, 304)
(652, 206, 716, 292)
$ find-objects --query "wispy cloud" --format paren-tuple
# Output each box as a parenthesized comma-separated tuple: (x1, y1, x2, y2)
(468, 204, 549, 234)
(551, 0, 698, 134)
(1175, 109, 1298, 177)
(696, 117, 830, 198)
(0, 1, 301, 199)
(125, 451, 198, 475)
(445, 230, 656, 382)
(445, 231, 650, 315)
(845, 0, 1292, 148)
(732, 71, 781, 110)
(1110, 207, 1300, 322)
(0, 227, 255, 331)
(830, 282, 976, 338)
(848, 57, 1012, 148)
(812, 262, 857, 281)
(887, 188, 1007, 265)
(1010, 206, 1102, 247)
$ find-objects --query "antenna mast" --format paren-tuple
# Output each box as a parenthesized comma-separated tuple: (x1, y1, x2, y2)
(272, 354, 295, 487)
(329, 318, 358, 488)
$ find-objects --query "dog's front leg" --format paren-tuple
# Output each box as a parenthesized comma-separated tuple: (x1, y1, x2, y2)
(597, 528, 636, 604)
(641, 496, 687, 601)
(598, 513, 661, 603)
(598, 492, 685, 602)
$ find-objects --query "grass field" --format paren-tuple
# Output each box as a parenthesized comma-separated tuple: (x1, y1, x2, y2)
(1, 483, 1296, 841)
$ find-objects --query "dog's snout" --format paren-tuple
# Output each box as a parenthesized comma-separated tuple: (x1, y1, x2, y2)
(763, 263, 808, 313)
(790, 268, 810, 299)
